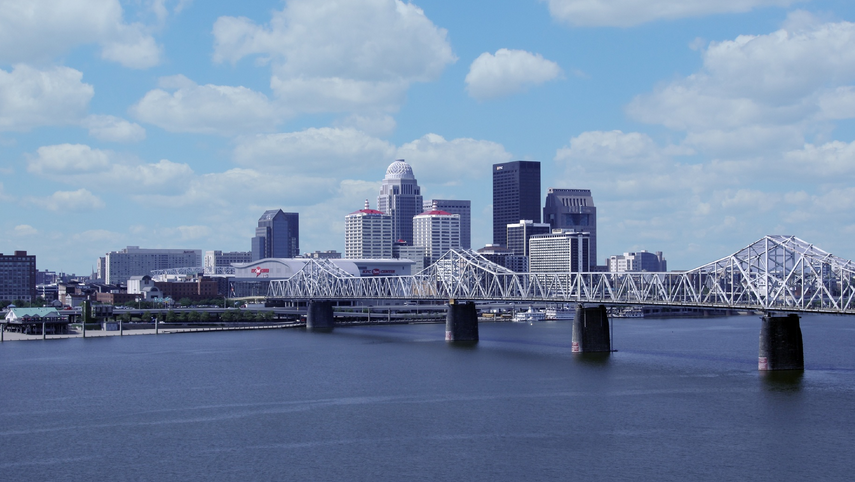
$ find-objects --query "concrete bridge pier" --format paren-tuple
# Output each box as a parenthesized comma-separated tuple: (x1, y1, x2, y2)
(446, 300, 478, 344)
(759, 313, 804, 371)
(572, 304, 611, 353)
(307, 300, 335, 332)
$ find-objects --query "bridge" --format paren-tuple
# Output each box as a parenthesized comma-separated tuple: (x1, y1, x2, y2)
(245, 235, 854, 371)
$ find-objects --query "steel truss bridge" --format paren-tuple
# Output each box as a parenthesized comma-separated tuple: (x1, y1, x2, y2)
(235, 236, 855, 315)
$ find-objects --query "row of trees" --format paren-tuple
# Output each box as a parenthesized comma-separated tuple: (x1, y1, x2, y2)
(1, 297, 48, 309)
(116, 309, 275, 323)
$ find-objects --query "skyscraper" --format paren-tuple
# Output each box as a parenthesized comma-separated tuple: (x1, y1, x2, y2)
(423, 199, 471, 249)
(345, 200, 393, 259)
(506, 220, 551, 257)
(0, 251, 36, 302)
(529, 230, 591, 273)
(413, 209, 460, 266)
(378, 159, 422, 246)
(251, 210, 299, 261)
(493, 161, 541, 247)
(543, 188, 598, 267)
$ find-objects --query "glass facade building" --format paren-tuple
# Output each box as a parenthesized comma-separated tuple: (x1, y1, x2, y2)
(493, 161, 541, 247)
(543, 188, 598, 268)
(251, 210, 299, 261)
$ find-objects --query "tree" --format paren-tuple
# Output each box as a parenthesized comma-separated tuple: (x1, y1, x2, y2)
(166, 310, 177, 322)
(199, 311, 210, 322)
(179, 298, 193, 307)
(187, 311, 201, 322)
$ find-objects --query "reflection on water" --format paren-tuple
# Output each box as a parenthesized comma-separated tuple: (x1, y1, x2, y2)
(573, 351, 611, 366)
(761, 370, 804, 392)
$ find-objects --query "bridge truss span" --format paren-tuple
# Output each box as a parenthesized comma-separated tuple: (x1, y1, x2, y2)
(260, 236, 855, 314)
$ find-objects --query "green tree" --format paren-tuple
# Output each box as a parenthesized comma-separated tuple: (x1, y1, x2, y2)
(166, 310, 177, 322)
(199, 311, 210, 322)
(179, 298, 193, 307)
(187, 311, 201, 322)
(221, 310, 234, 322)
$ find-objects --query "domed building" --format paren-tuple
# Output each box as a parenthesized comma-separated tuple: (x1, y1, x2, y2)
(377, 159, 422, 246)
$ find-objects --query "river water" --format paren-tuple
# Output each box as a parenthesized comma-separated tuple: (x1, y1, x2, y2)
(1, 314, 853, 481)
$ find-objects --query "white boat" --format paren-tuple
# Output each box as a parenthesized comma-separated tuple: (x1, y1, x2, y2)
(513, 307, 546, 322)
(545, 307, 575, 320)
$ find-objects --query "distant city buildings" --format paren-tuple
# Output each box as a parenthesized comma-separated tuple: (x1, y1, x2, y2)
(378, 160, 422, 246)
(608, 250, 667, 272)
(414, 209, 460, 266)
(529, 230, 591, 273)
(0, 251, 37, 302)
(493, 160, 541, 247)
(304, 250, 342, 259)
(204, 250, 252, 275)
(104, 246, 202, 285)
(424, 199, 471, 249)
(251, 210, 299, 261)
(345, 200, 393, 259)
(476, 244, 528, 272)
(506, 220, 551, 257)
(393, 242, 426, 273)
(543, 188, 598, 268)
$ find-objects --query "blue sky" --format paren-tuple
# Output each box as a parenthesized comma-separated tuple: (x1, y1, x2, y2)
(3, 0, 855, 274)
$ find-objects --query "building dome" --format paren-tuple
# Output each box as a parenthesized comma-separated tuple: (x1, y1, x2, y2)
(384, 159, 415, 180)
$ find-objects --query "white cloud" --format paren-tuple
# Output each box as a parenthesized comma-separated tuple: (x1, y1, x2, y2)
(334, 114, 397, 137)
(396, 133, 513, 184)
(233, 127, 395, 173)
(212, 0, 455, 113)
(82, 115, 146, 142)
(131, 76, 278, 135)
(0, 0, 161, 68)
(543, 0, 797, 27)
(0, 65, 93, 131)
(13, 225, 38, 236)
(782, 140, 855, 179)
(627, 15, 855, 154)
(465, 49, 562, 100)
(28, 144, 193, 192)
(29, 189, 105, 212)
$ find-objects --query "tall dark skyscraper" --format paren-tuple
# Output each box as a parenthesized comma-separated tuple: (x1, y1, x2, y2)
(492, 160, 541, 247)
(543, 188, 597, 267)
(251, 209, 299, 261)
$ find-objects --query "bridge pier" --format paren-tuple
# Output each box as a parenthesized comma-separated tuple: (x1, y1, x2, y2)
(759, 313, 803, 371)
(307, 300, 335, 332)
(572, 304, 611, 353)
(446, 300, 478, 344)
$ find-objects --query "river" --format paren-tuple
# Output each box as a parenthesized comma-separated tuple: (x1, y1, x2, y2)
(1, 314, 853, 481)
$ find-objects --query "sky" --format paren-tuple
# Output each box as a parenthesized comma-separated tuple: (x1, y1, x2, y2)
(3, 0, 855, 275)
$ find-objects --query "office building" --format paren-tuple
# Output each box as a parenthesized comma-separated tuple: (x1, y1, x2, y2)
(423, 199, 471, 249)
(543, 188, 598, 267)
(506, 220, 551, 257)
(204, 251, 252, 275)
(608, 250, 667, 272)
(529, 230, 591, 273)
(104, 246, 202, 285)
(414, 210, 460, 266)
(304, 250, 342, 259)
(393, 242, 426, 274)
(251, 210, 299, 261)
(345, 200, 393, 259)
(476, 244, 529, 272)
(0, 251, 37, 302)
(493, 161, 541, 247)
(378, 159, 423, 246)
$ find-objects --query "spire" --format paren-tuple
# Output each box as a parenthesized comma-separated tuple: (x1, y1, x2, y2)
(364, 199, 370, 210)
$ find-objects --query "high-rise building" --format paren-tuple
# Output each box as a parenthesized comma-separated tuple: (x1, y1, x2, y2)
(378, 159, 423, 246)
(423, 199, 471, 249)
(476, 244, 529, 272)
(529, 230, 591, 273)
(543, 188, 598, 267)
(506, 220, 551, 257)
(104, 247, 202, 285)
(608, 250, 667, 272)
(414, 210, 460, 266)
(493, 161, 541, 247)
(0, 251, 37, 302)
(345, 200, 393, 259)
(251, 210, 299, 261)
(204, 250, 252, 274)
(393, 242, 426, 273)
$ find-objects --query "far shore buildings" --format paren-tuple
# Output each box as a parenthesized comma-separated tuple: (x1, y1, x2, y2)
(608, 250, 667, 272)
(378, 160, 422, 246)
(423, 199, 471, 249)
(529, 230, 592, 273)
(0, 251, 37, 303)
(252, 210, 300, 261)
(493, 160, 541, 247)
(104, 247, 202, 286)
(414, 209, 460, 266)
(543, 188, 598, 267)
(204, 251, 252, 275)
(345, 201, 393, 259)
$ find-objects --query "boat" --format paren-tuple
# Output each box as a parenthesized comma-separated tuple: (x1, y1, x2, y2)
(545, 307, 575, 320)
(513, 307, 546, 322)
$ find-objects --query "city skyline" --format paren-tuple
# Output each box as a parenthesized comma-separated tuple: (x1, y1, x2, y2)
(3, 0, 855, 274)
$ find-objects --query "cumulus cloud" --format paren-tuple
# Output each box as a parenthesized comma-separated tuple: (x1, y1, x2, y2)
(543, 0, 796, 27)
(334, 114, 398, 137)
(396, 133, 513, 184)
(233, 128, 395, 173)
(465, 49, 562, 100)
(29, 189, 105, 212)
(212, 0, 455, 113)
(13, 225, 38, 236)
(627, 15, 855, 155)
(0, 65, 93, 131)
(82, 115, 146, 142)
(131, 75, 278, 135)
(28, 144, 193, 192)
(0, 0, 161, 68)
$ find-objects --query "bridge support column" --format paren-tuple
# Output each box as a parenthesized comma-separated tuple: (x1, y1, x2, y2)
(759, 314, 803, 371)
(572, 305, 611, 353)
(307, 300, 335, 332)
(446, 300, 478, 344)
